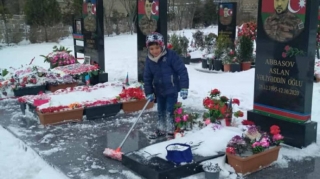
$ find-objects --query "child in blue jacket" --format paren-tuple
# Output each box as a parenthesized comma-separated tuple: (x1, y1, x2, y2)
(143, 32, 189, 139)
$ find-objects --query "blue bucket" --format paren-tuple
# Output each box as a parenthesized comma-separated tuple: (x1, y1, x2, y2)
(165, 143, 193, 165)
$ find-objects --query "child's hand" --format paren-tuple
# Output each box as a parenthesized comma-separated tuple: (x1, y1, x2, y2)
(146, 94, 155, 101)
(180, 89, 188, 100)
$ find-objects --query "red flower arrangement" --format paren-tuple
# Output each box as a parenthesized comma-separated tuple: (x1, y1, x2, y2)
(242, 120, 255, 126)
(84, 98, 118, 107)
(237, 21, 257, 41)
(226, 122, 284, 156)
(52, 63, 99, 76)
(202, 89, 242, 123)
(117, 87, 146, 102)
(38, 105, 70, 114)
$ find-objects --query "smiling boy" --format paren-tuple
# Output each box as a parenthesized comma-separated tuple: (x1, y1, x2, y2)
(143, 32, 189, 139)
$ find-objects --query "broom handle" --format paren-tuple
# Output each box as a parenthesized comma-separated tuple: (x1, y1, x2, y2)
(117, 99, 151, 149)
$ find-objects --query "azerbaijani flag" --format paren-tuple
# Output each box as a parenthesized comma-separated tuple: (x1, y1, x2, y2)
(125, 72, 129, 86)
(219, 3, 233, 17)
(261, 0, 306, 22)
(138, 0, 159, 21)
(83, 1, 96, 15)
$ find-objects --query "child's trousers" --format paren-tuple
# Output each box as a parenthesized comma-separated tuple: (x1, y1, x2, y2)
(156, 93, 178, 134)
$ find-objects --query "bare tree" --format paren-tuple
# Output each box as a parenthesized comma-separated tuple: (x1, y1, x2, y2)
(104, 0, 117, 36)
(0, 0, 11, 45)
(118, 0, 136, 34)
(187, 0, 201, 28)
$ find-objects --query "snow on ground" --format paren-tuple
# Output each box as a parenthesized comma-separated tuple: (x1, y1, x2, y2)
(0, 26, 320, 179)
(0, 126, 69, 179)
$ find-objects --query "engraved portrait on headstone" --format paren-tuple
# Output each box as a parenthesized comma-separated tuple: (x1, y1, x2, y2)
(83, 2, 96, 32)
(219, 4, 233, 25)
(138, 0, 159, 35)
(262, 0, 305, 42)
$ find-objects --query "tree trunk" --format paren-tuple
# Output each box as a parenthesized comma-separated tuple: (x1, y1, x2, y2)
(3, 17, 9, 45)
(44, 26, 48, 42)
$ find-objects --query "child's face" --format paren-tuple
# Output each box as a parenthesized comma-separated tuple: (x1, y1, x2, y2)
(149, 44, 162, 57)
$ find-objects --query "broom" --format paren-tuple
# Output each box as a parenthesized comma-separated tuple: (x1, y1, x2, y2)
(103, 99, 151, 161)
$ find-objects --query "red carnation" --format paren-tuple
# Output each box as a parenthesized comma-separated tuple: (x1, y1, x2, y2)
(241, 120, 255, 126)
(270, 125, 281, 135)
(232, 98, 240, 105)
(210, 89, 220, 96)
(226, 147, 235, 154)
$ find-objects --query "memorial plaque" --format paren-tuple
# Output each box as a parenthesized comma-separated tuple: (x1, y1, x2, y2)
(218, 2, 237, 44)
(137, 0, 167, 82)
(83, 0, 105, 71)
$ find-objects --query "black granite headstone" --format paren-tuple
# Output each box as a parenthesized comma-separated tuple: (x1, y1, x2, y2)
(218, 2, 237, 44)
(247, 0, 318, 148)
(137, 0, 167, 82)
(83, 0, 105, 72)
(72, 18, 85, 60)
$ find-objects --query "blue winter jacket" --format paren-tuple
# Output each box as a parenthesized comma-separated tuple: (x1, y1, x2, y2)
(143, 49, 189, 96)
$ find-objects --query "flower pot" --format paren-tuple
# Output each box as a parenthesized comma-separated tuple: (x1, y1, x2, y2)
(226, 146, 280, 174)
(214, 60, 222, 71)
(186, 56, 191, 64)
(85, 103, 121, 120)
(36, 108, 84, 125)
(202, 166, 220, 179)
(185, 121, 192, 131)
(47, 82, 78, 92)
(229, 64, 241, 72)
(208, 60, 214, 70)
(315, 74, 320, 83)
(224, 64, 230, 72)
(181, 56, 190, 65)
(99, 73, 109, 83)
(13, 85, 46, 97)
(241, 62, 251, 71)
(202, 59, 208, 69)
(122, 99, 154, 113)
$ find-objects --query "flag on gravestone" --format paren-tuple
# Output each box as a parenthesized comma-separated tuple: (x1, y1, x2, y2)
(83, 1, 97, 15)
(138, 0, 159, 21)
(261, 0, 306, 23)
(219, 3, 233, 17)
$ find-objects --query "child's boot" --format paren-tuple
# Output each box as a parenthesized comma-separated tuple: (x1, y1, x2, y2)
(148, 116, 166, 139)
(166, 113, 175, 138)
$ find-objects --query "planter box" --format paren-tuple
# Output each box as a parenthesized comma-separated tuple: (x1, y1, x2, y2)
(47, 82, 78, 92)
(13, 85, 46, 97)
(226, 146, 280, 175)
(122, 99, 154, 113)
(85, 103, 121, 120)
(36, 108, 84, 125)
